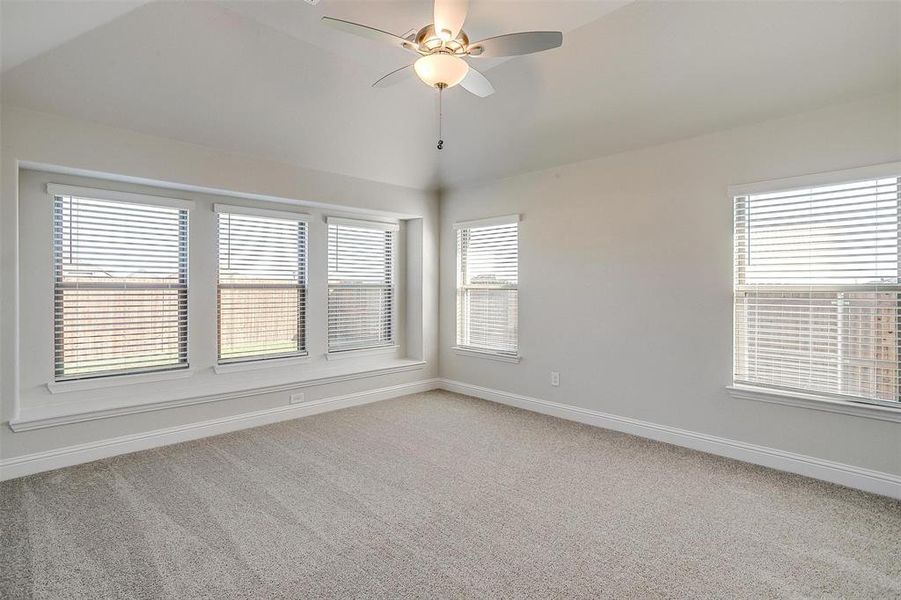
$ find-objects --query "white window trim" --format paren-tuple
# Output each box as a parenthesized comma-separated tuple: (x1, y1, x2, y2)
(453, 214, 520, 230)
(452, 346, 521, 363)
(726, 385, 901, 423)
(728, 161, 901, 197)
(326, 215, 399, 232)
(213, 203, 310, 222)
(48, 183, 195, 211)
(728, 161, 901, 418)
(47, 367, 194, 394)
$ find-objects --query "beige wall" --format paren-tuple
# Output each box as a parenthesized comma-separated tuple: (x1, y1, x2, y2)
(0, 106, 439, 461)
(440, 92, 901, 476)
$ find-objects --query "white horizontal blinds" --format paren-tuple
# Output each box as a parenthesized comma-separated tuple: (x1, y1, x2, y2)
(218, 211, 307, 363)
(53, 194, 188, 380)
(456, 221, 518, 355)
(327, 220, 395, 352)
(734, 176, 900, 406)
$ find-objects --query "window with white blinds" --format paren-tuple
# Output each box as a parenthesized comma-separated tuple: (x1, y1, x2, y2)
(217, 207, 308, 363)
(734, 173, 900, 407)
(327, 217, 396, 352)
(52, 189, 189, 381)
(455, 216, 519, 356)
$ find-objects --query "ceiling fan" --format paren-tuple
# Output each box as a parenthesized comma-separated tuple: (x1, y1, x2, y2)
(321, 0, 563, 98)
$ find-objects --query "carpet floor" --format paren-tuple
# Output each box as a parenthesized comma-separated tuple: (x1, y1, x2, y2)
(1, 390, 899, 599)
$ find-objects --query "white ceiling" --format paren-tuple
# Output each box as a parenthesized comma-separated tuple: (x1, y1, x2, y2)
(0, 1, 151, 72)
(224, 1, 631, 76)
(2, 1, 898, 190)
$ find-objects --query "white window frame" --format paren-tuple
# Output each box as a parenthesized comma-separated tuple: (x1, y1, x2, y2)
(726, 162, 901, 421)
(47, 184, 195, 385)
(453, 214, 521, 361)
(326, 216, 399, 355)
(214, 203, 310, 365)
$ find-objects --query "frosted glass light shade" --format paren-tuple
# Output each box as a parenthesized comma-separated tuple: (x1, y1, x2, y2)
(414, 54, 469, 88)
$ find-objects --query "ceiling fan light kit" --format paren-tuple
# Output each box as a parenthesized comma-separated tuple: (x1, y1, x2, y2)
(414, 54, 469, 89)
(322, 0, 563, 148)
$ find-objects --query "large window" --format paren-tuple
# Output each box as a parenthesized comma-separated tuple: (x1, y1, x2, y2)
(327, 217, 397, 353)
(733, 171, 900, 407)
(52, 187, 190, 380)
(455, 215, 519, 357)
(217, 206, 308, 363)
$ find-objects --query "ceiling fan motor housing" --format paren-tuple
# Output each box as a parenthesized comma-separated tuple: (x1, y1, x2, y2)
(415, 24, 469, 55)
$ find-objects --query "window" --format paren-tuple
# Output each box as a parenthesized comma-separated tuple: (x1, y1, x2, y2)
(52, 187, 190, 381)
(217, 206, 308, 363)
(733, 171, 900, 407)
(455, 215, 519, 356)
(327, 217, 397, 352)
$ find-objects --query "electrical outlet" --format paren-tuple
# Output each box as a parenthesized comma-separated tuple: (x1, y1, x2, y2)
(550, 371, 560, 387)
(290, 392, 306, 404)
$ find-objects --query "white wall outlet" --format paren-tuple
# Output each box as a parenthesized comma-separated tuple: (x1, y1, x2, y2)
(550, 371, 560, 387)
(289, 392, 306, 404)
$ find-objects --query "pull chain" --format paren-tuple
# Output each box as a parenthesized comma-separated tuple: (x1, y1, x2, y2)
(436, 84, 444, 150)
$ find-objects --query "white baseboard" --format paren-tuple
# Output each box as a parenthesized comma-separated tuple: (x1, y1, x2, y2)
(437, 379, 901, 500)
(5, 376, 898, 499)
(0, 378, 440, 481)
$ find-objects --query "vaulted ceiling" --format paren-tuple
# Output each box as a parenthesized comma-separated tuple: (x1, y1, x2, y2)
(2, 1, 898, 190)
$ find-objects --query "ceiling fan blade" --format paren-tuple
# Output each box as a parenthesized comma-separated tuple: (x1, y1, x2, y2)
(321, 17, 419, 53)
(468, 31, 563, 58)
(433, 0, 468, 40)
(373, 64, 415, 88)
(459, 66, 494, 98)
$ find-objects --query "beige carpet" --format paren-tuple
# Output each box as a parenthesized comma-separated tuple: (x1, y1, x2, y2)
(1, 390, 899, 599)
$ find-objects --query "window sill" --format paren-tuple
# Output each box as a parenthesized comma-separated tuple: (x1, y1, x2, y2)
(326, 345, 399, 361)
(452, 347, 521, 364)
(13, 359, 426, 432)
(726, 384, 901, 423)
(213, 355, 311, 375)
(46, 368, 194, 394)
